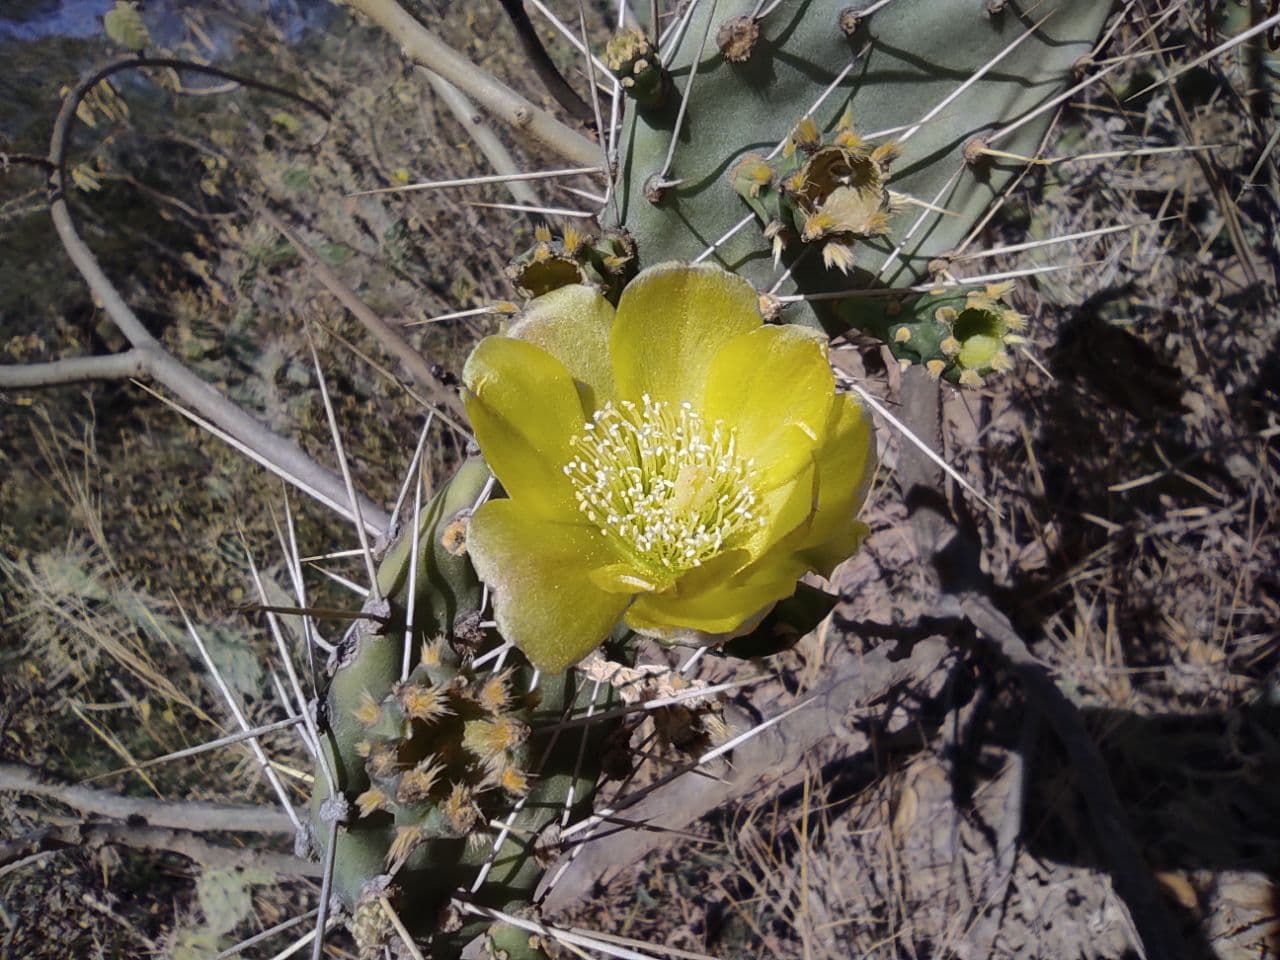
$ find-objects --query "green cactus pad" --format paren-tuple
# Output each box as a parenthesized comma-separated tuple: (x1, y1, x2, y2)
(309, 459, 621, 957)
(607, 0, 1111, 367)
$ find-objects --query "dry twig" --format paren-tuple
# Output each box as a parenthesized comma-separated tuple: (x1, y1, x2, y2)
(345, 0, 600, 166)
(895, 366, 1186, 960)
(0, 56, 391, 531)
(0, 762, 297, 835)
(0, 821, 319, 878)
(257, 206, 468, 425)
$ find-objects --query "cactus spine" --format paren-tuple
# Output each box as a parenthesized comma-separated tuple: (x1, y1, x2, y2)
(309, 1, 1115, 953)
(309, 459, 616, 958)
(605, 0, 1112, 376)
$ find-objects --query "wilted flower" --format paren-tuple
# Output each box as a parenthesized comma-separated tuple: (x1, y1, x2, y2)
(462, 262, 876, 673)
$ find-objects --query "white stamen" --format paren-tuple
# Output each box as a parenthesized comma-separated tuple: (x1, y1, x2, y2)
(564, 398, 764, 574)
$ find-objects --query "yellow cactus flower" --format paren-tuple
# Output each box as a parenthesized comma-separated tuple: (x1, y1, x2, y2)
(461, 262, 876, 673)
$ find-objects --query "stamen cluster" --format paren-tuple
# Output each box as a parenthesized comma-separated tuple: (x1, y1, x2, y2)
(564, 395, 764, 573)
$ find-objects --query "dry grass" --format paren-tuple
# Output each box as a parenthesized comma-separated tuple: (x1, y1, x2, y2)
(1, 2, 541, 955)
(565, 5, 1278, 957)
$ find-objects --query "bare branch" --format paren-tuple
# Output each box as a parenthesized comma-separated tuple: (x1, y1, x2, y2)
(346, 0, 601, 166)
(421, 69, 541, 208)
(495, 0, 594, 122)
(0, 762, 297, 835)
(1, 821, 319, 878)
(894, 367, 1187, 960)
(0, 349, 151, 388)
(959, 591, 1188, 960)
(257, 206, 469, 425)
(43, 56, 390, 531)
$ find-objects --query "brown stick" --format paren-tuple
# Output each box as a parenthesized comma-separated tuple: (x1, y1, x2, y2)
(0, 762, 296, 835)
(258, 207, 468, 425)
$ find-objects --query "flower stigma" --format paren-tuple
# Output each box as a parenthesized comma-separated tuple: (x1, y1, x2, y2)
(563, 394, 765, 575)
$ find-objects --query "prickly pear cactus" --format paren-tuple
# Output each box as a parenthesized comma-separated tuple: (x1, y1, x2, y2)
(881, 280, 1027, 386)
(506, 223, 637, 301)
(307, 2, 1115, 954)
(607, 0, 1112, 382)
(309, 458, 616, 958)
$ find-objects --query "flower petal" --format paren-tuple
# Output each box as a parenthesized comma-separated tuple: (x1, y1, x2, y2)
(737, 458, 818, 562)
(468, 500, 629, 673)
(610, 262, 762, 406)
(462, 336, 585, 516)
(702, 324, 834, 491)
(508, 285, 616, 410)
(588, 562, 671, 595)
(624, 548, 805, 636)
(793, 392, 877, 574)
(718, 393, 874, 577)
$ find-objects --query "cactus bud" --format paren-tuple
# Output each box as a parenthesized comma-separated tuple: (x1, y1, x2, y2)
(730, 153, 775, 200)
(717, 14, 761, 63)
(606, 29, 669, 108)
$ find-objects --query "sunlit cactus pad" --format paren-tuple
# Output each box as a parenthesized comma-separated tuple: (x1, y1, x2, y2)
(308, 459, 616, 957)
(608, 0, 1112, 341)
